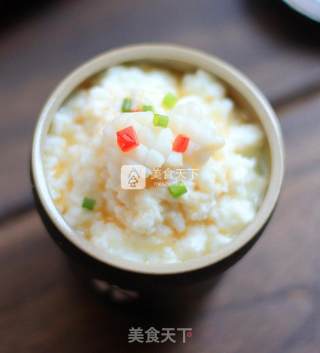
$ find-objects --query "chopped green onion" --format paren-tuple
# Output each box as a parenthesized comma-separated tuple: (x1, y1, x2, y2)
(121, 98, 132, 112)
(82, 197, 96, 210)
(153, 114, 169, 128)
(168, 183, 187, 198)
(162, 93, 177, 109)
(142, 104, 154, 112)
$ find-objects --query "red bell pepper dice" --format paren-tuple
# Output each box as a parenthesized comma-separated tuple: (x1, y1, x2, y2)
(172, 134, 190, 153)
(116, 126, 139, 152)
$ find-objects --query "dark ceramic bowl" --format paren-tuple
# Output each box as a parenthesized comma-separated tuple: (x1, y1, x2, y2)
(31, 44, 284, 296)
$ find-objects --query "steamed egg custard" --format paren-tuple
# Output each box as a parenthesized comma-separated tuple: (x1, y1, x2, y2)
(44, 66, 269, 263)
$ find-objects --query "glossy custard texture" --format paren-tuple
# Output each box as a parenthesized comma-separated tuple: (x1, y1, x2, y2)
(44, 66, 269, 263)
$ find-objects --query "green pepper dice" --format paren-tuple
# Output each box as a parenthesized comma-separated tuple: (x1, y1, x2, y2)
(162, 92, 177, 109)
(168, 183, 187, 198)
(153, 114, 169, 128)
(82, 197, 96, 210)
(121, 98, 132, 112)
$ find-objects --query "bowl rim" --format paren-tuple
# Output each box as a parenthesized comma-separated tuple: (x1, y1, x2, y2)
(282, 0, 320, 23)
(32, 43, 285, 275)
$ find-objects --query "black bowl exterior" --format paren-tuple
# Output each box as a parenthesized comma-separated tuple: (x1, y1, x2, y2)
(31, 163, 274, 296)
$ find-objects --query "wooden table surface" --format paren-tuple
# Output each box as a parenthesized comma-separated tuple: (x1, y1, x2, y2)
(1, 1, 319, 352)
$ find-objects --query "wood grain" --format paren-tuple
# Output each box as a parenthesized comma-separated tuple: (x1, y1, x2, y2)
(1, 92, 319, 353)
(1, 0, 319, 219)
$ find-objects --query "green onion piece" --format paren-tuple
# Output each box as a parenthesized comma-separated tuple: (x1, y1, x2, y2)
(121, 98, 132, 112)
(162, 93, 177, 109)
(168, 183, 187, 198)
(153, 114, 169, 128)
(142, 104, 154, 112)
(82, 197, 96, 210)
